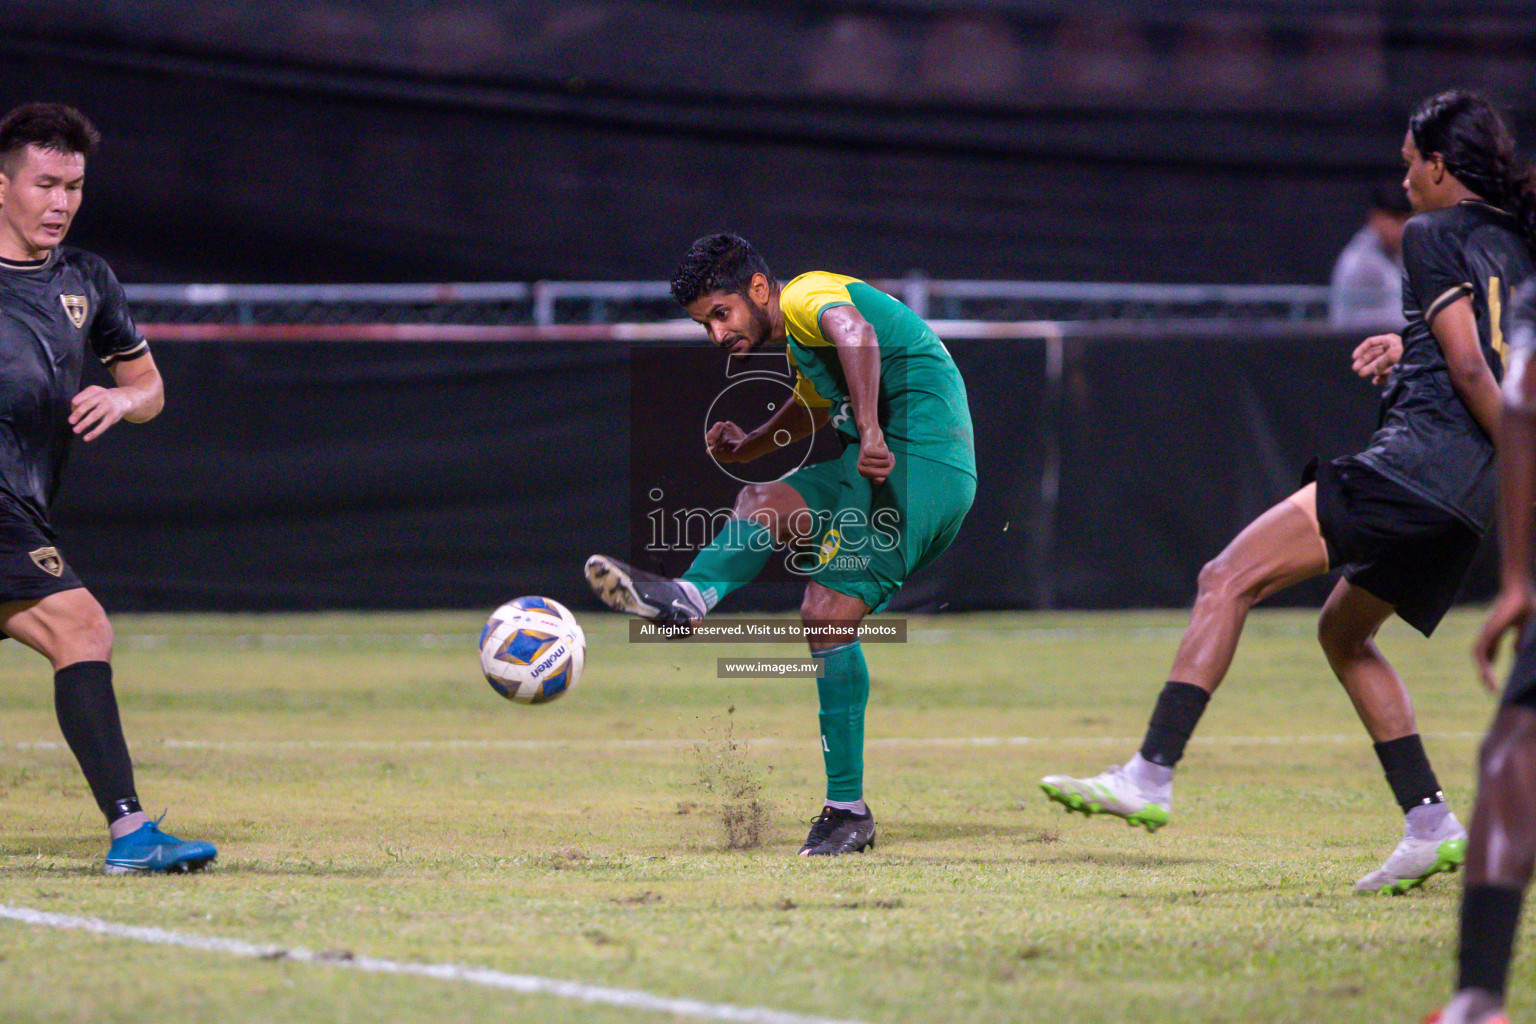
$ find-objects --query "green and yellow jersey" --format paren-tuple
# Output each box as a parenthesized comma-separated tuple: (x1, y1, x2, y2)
(780, 272, 975, 477)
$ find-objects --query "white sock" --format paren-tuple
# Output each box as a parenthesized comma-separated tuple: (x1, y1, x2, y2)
(109, 811, 148, 840)
(824, 798, 868, 815)
(1440, 989, 1505, 1024)
(1405, 800, 1459, 840)
(676, 580, 711, 615)
(1124, 752, 1174, 797)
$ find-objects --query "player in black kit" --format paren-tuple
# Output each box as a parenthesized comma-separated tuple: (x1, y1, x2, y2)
(1042, 90, 1533, 896)
(0, 103, 214, 873)
(1432, 281, 1536, 1024)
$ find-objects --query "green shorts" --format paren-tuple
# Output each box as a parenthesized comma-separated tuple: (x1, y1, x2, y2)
(780, 443, 976, 612)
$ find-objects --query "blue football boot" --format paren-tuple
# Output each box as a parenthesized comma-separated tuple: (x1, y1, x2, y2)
(103, 820, 217, 875)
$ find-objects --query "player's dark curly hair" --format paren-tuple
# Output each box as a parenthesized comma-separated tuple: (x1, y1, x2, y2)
(670, 233, 776, 307)
(1410, 90, 1536, 260)
(0, 103, 99, 175)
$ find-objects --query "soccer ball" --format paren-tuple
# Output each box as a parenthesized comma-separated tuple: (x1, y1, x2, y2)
(478, 596, 586, 704)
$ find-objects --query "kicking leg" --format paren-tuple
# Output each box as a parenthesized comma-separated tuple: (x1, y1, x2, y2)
(1317, 580, 1465, 894)
(798, 582, 877, 857)
(681, 483, 817, 609)
(586, 481, 815, 623)
(1042, 485, 1329, 831)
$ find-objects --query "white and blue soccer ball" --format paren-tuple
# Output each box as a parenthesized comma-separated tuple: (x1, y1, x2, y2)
(478, 596, 586, 704)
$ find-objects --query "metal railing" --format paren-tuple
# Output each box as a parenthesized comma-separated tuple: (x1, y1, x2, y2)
(125, 276, 1332, 327)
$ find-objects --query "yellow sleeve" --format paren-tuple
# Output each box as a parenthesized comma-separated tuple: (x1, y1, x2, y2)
(786, 348, 832, 409)
(780, 272, 859, 347)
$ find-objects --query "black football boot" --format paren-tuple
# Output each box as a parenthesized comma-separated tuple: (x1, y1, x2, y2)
(799, 805, 877, 856)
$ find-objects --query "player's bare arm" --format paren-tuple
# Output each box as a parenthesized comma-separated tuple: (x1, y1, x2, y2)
(70, 351, 164, 442)
(706, 400, 829, 464)
(819, 304, 893, 484)
(1430, 294, 1502, 441)
(1352, 332, 1403, 385)
(1475, 344, 1536, 690)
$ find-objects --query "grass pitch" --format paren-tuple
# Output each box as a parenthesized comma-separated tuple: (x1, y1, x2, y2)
(0, 608, 1520, 1023)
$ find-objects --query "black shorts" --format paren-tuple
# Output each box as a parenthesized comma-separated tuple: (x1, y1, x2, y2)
(0, 510, 83, 605)
(1505, 632, 1536, 710)
(1311, 456, 1482, 637)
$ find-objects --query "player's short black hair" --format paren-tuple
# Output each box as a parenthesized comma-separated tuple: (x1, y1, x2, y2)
(1369, 179, 1412, 217)
(1410, 90, 1536, 258)
(670, 233, 776, 307)
(0, 103, 100, 176)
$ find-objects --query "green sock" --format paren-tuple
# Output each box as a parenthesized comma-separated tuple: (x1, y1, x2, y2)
(680, 517, 774, 610)
(815, 641, 869, 802)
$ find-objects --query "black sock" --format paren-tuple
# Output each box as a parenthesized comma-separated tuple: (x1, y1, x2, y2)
(53, 661, 139, 823)
(1139, 681, 1211, 767)
(1373, 734, 1444, 812)
(1458, 884, 1524, 995)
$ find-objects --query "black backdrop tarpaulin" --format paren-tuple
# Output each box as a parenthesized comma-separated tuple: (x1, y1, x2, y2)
(57, 341, 631, 610)
(0, 20, 1530, 287)
(53, 332, 1495, 615)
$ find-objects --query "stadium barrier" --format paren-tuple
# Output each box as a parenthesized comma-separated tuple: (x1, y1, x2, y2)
(125, 279, 1333, 328)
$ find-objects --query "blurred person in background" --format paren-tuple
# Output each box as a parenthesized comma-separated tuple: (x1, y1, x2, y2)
(0, 103, 215, 875)
(1330, 180, 1413, 331)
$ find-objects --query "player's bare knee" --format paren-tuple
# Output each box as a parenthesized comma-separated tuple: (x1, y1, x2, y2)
(1195, 555, 1253, 608)
(1316, 613, 1368, 663)
(734, 483, 776, 519)
(799, 586, 834, 625)
(65, 604, 113, 662)
(800, 587, 863, 649)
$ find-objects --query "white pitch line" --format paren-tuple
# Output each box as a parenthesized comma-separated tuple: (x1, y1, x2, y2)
(0, 732, 1483, 753)
(0, 904, 869, 1024)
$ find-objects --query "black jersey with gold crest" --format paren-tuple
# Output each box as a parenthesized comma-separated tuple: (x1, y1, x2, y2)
(1354, 200, 1534, 533)
(0, 246, 148, 532)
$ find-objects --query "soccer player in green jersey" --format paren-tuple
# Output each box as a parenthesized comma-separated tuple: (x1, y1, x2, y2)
(586, 233, 976, 856)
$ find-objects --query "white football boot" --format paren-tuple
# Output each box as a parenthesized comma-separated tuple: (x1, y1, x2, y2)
(1040, 758, 1171, 833)
(1355, 809, 1467, 895)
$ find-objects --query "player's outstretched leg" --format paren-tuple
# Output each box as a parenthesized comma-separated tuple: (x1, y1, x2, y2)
(1042, 488, 1328, 833)
(1317, 580, 1466, 894)
(587, 484, 811, 625)
(584, 554, 709, 625)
